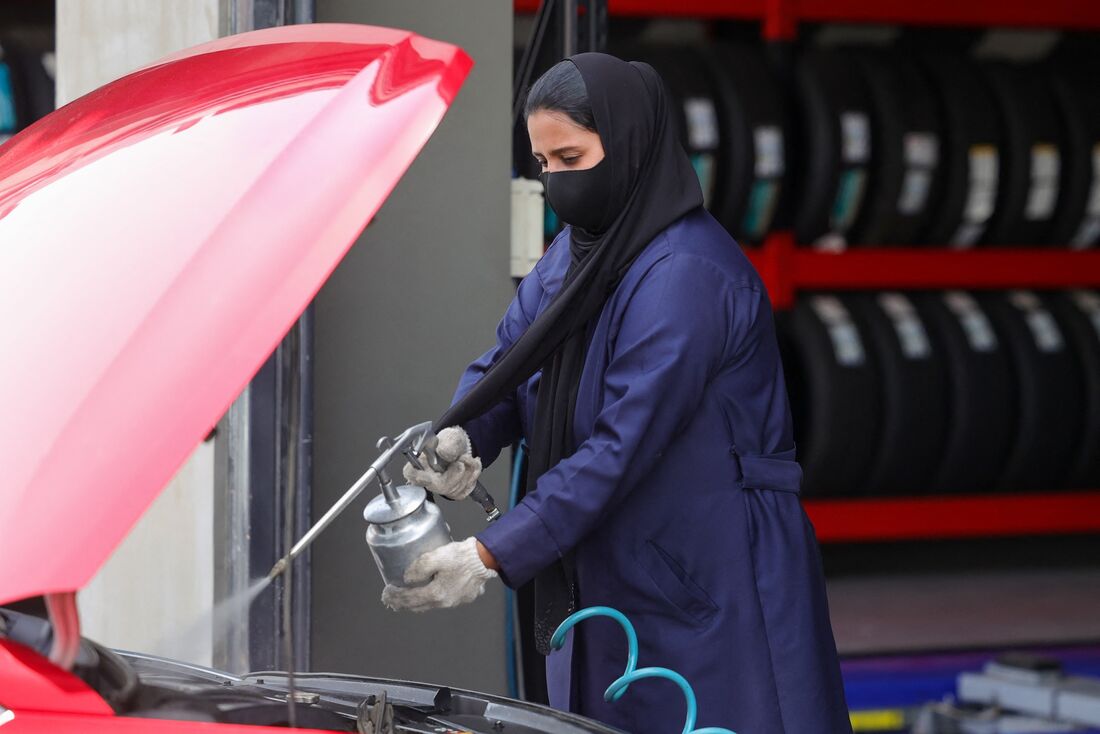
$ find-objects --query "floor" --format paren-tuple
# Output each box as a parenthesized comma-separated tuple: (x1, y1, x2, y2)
(828, 568, 1100, 656)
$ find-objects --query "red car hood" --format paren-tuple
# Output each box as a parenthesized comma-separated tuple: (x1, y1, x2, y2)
(0, 24, 471, 606)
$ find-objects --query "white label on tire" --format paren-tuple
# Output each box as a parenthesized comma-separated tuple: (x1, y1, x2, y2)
(1010, 290, 1064, 353)
(1074, 219, 1100, 248)
(811, 295, 866, 366)
(952, 222, 985, 249)
(742, 179, 780, 239)
(953, 145, 999, 246)
(898, 133, 939, 215)
(691, 152, 716, 209)
(684, 97, 719, 151)
(754, 126, 785, 177)
(1024, 143, 1061, 221)
(906, 132, 940, 168)
(944, 291, 998, 352)
(841, 112, 871, 164)
(830, 168, 867, 233)
(1071, 143, 1100, 248)
(878, 293, 932, 359)
(965, 145, 999, 222)
(899, 169, 933, 216)
(1070, 290, 1100, 341)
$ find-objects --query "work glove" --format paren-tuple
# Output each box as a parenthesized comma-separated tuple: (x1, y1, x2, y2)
(402, 426, 481, 501)
(381, 537, 497, 612)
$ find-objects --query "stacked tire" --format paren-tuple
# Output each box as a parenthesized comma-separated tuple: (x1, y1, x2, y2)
(780, 290, 1100, 497)
(619, 42, 789, 245)
(609, 39, 1100, 250)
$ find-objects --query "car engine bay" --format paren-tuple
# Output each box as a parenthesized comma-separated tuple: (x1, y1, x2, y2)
(0, 606, 619, 734)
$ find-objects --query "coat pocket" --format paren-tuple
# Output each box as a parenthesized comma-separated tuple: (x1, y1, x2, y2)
(638, 539, 720, 625)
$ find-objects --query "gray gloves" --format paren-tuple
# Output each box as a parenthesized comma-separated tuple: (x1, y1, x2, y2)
(382, 537, 497, 612)
(403, 426, 482, 501)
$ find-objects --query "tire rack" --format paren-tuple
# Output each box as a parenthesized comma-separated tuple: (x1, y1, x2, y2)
(515, 0, 1100, 542)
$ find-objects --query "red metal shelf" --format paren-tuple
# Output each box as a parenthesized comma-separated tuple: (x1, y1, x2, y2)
(513, 0, 1100, 543)
(514, 0, 1100, 32)
(779, 0, 1100, 30)
(515, 0, 765, 18)
(745, 232, 1100, 309)
(803, 491, 1100, 543)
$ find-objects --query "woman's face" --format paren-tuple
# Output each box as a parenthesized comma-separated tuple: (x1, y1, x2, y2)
(528, 109, 605, 174)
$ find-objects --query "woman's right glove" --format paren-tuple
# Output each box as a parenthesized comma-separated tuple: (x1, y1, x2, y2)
(381, 537, 497, 612)
(402, 426, 482, 500)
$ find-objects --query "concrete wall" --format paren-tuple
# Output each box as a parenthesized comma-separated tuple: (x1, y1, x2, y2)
(79, 442, 216, 664)
(56, 0, 219, 105)
(57, 0, 221, 666)
(311, 0, 514, 695)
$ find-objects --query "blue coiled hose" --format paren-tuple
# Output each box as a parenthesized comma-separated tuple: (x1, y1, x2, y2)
(505, 444, 735, 733)
(550, 607, 737, 734)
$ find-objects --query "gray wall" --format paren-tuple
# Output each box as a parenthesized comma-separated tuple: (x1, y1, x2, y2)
(310, 0, 514, 695)
(57, 0, 222, 668)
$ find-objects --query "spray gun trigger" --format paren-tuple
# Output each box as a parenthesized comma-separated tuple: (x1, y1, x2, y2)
(402, 448, 425, 471)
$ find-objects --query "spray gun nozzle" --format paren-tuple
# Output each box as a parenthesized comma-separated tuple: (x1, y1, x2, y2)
(268, 558, 288, 581)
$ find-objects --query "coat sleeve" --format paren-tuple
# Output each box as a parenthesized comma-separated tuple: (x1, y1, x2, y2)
(477, 253, 757, 588)
(449, 265, 543, 468)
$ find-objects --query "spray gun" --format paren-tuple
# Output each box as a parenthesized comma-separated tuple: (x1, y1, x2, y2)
(267, 421, 500, 585)
(404, 430, 502, 522)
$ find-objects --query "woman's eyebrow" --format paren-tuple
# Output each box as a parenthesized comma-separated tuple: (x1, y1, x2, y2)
(549, 146, 581, 156)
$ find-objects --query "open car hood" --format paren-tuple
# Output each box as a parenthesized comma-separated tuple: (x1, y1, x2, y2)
(0, 24, 472, 606)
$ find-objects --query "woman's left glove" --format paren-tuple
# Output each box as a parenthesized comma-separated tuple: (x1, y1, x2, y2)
(402, 426, 482, 501)
(381, 537, 497, 612)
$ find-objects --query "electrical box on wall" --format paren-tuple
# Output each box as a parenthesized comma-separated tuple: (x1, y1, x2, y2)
(511, 176, 545, 278)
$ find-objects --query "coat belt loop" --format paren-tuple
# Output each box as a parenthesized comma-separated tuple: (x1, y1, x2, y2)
(734, 450, 803, 495)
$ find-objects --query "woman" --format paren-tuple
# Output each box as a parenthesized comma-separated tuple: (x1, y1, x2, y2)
(383, 53, 851, 733)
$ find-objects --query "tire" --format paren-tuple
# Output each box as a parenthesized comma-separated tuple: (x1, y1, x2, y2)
(615, 45, 726, 219)
(914, 291, 1016, 492)
(1047, 290, 1100, 489)
(849, 49, 942, 246)
(705, 42, 788, 245)
(917, 53, 1002, 248)
(981, 291, 1084, 491)
(979, 62, 1066, 246)
(846, 292, 948, 495)
(1048, 62, 1100, 249)
(778, 294, 881, 497)
(792, 48, 874, 247)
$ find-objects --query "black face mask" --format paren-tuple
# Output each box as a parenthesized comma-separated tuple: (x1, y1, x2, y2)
(540, 157, 613, 234)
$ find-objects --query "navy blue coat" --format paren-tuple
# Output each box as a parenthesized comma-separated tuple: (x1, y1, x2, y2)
(458, 209, 851, 733)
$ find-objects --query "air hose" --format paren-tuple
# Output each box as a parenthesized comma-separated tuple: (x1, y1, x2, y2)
(504, 441, 527, 699)
(506, 446, 736, 732)
(550, 606, 737, 734)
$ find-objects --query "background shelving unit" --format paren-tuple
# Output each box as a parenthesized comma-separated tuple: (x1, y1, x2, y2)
(514, 0, 1100, 38)
(515, 0, 1100, 543)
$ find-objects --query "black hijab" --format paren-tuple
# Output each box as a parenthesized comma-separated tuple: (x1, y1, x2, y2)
(437, 53, 702, 653)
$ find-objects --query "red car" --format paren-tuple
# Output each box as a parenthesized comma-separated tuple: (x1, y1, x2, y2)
(0, 23, 619, 734)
